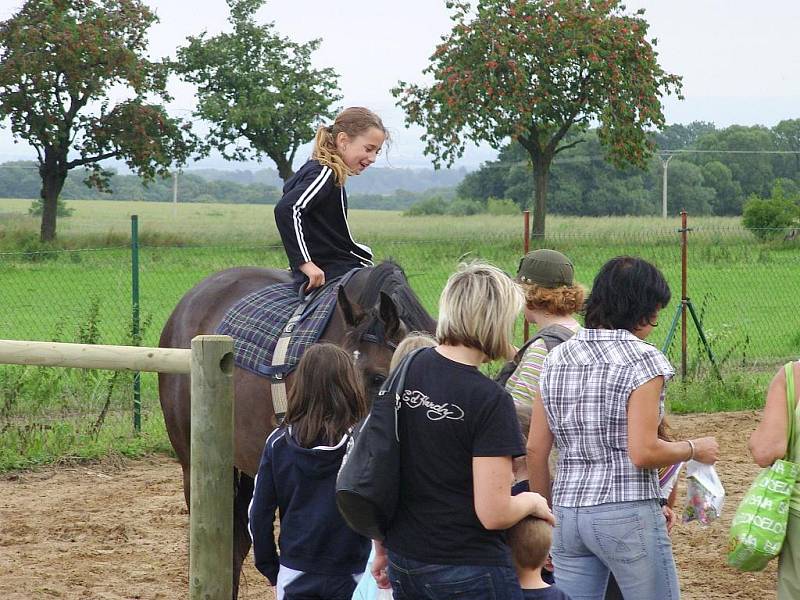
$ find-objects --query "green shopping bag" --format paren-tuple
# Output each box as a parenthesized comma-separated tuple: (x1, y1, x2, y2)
(727, 363, 800, 572)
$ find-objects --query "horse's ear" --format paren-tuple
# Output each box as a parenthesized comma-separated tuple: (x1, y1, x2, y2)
(379, 291, 402, 342)
(338, 286, 365, 326)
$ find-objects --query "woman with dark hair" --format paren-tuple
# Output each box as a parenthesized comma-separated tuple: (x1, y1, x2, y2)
(528, 256, 719, 600)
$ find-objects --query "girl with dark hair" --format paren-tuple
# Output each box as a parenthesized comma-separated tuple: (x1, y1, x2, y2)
(529, 256, 720, 600)
(249, 343, 370, 600)
(274, 107, 388, 292)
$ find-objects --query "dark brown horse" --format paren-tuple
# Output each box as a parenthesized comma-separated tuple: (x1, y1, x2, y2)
(158, 261, 435, 598)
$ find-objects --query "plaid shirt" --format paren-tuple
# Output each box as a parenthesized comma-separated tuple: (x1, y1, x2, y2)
(539, 328, 675, 507)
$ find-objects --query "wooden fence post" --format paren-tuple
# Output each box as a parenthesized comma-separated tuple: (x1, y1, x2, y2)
(190, 335, 235, 600)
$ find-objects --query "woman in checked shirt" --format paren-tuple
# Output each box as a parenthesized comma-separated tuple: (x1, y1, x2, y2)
(528, 256, 719, 600)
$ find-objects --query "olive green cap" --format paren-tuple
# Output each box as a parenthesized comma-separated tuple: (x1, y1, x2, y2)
(516, 249, 574, 288)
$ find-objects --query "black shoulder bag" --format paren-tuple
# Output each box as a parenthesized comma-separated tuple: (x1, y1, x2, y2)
(335, 347, 424, 541)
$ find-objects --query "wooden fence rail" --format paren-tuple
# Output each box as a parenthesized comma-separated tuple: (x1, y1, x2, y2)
(0, 335, 234, 600)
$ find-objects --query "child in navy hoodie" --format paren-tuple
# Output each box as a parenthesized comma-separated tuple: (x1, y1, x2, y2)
(249, 343, 370, 599)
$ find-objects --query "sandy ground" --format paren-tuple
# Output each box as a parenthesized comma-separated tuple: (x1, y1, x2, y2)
(0, 411, 780, 600)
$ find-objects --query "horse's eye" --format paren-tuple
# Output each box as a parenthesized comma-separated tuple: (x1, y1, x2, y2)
(370, 373, 387, 387)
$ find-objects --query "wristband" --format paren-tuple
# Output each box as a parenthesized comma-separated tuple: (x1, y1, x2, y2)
(686, 439, 695, 461)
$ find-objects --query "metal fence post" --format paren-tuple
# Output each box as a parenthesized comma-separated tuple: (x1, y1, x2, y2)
(680, 210, 688, 378)
(131, 215, 141, 433)
(523, 210, 530, 341)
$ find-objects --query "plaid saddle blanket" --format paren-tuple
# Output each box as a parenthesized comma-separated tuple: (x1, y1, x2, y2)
(216, 281, 340, 379)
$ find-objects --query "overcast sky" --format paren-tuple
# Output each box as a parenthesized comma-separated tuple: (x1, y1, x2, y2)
(1, 0, 799, 170)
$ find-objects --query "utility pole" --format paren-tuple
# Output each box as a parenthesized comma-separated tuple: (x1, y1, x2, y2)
(172, 170, 179, 218)
(659, 154, 674, 219)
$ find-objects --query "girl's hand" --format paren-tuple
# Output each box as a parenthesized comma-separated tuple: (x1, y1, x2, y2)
(520, 491, 555, 526)
(299, 261, 325, 290)
(663, 504, 677, 534)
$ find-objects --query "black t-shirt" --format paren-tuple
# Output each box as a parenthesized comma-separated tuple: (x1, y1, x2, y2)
(522, 586, 572, 599)
(384, 348, 525, 566)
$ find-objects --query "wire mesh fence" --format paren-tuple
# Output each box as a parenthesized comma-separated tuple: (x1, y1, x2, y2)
(0, 218, 798, 466)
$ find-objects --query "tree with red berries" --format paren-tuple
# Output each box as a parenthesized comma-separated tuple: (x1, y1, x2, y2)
(0, 0, 195, 242)
(393, 0, 682, 236)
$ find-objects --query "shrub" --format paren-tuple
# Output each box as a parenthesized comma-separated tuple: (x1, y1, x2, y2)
(403, 196, 448, 216)
(446, 198, 485, 216)
(486, 197, 520, 215)
(742, 194, 799, 240)
(28, 198, 75, 218)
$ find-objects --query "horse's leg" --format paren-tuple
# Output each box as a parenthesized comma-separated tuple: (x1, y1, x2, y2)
(232, 469, 255, 599)
(159, 370, 192, 508)
(233, 368, 275, 478)
(228, 369, 275, 598)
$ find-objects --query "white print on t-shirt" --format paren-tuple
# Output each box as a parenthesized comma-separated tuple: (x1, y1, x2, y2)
(401, 390, 465, 421)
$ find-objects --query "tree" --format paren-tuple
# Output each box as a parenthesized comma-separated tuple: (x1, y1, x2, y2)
(772, 119, 800, 179)
(175, 0, 341, 182)
(654, 121, 716, 151)
(701, 160, 742, 215)
(392, 0, 681, 235)
(692, 125, 776, 198)
(0, 0, 195, 242)
(661, 161, 715, 215)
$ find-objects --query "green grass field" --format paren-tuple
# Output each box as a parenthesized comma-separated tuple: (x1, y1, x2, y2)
(0, 198, 797, 470)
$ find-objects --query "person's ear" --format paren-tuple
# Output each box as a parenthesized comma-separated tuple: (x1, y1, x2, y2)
(336, 131, 350, 150)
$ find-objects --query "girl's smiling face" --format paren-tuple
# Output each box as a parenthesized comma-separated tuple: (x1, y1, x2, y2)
(336, 127, 386, 175)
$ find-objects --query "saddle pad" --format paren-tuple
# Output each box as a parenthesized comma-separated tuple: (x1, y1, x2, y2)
(216, 282, 339, 378)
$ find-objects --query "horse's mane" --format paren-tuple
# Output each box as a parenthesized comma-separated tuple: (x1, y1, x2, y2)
(357, 261, 436, 334)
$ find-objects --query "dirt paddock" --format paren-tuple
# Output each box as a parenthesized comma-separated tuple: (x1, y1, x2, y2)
(0, 411, 779, 599)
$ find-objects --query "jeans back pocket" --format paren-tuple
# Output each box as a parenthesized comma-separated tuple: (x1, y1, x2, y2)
(592, 514, 647, 564)
(425, 572, 497, 600)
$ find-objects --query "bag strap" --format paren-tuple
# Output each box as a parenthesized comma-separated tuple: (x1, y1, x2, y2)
(378, 347, 426, 442)
(787, 362, 798, 451)
(512, 323, 575, 364)
(535, 323, 576, 352)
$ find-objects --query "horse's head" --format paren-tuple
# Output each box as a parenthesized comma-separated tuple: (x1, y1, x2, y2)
(335, 262, 436, 397)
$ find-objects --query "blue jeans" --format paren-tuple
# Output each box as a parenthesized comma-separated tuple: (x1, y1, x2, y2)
(551, 500, 679, 600)
(387, 551, 523, 600)
(277, 565, 361, 600)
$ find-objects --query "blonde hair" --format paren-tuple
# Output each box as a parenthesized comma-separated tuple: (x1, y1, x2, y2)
(312, 107, 388, 187)
(522, 282, 585, 316)
(390, 332, 437, 372)
(436, 262, 524, 361)
(507, 516, 552, 570)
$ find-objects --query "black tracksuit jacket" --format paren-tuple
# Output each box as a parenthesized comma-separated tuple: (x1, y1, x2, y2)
(274, 160, 373, 280)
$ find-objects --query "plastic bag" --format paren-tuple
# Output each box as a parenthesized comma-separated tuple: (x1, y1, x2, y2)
(727, 458, 800, 571)
(683, 460, 725, 525)
(376, 588, 394, 600)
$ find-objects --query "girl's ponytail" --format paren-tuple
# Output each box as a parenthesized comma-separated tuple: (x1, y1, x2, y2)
(312, 125, 350, 187)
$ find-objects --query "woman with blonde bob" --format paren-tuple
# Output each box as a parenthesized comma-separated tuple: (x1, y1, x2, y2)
(375, 262, 554, 600)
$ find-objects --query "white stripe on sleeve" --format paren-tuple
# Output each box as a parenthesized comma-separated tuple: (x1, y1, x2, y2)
(292, 166, 332, 263)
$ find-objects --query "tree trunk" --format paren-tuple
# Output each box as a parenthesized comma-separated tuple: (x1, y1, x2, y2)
(39, 152, 68, 243)
(530, 154, 553, 238)
(274, 155, 294, 182)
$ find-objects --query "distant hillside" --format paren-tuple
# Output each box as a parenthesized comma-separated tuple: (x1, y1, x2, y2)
(0, 162, 279, 204)
(0, 161, 461, 210)
(187, 165, 469, 195)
